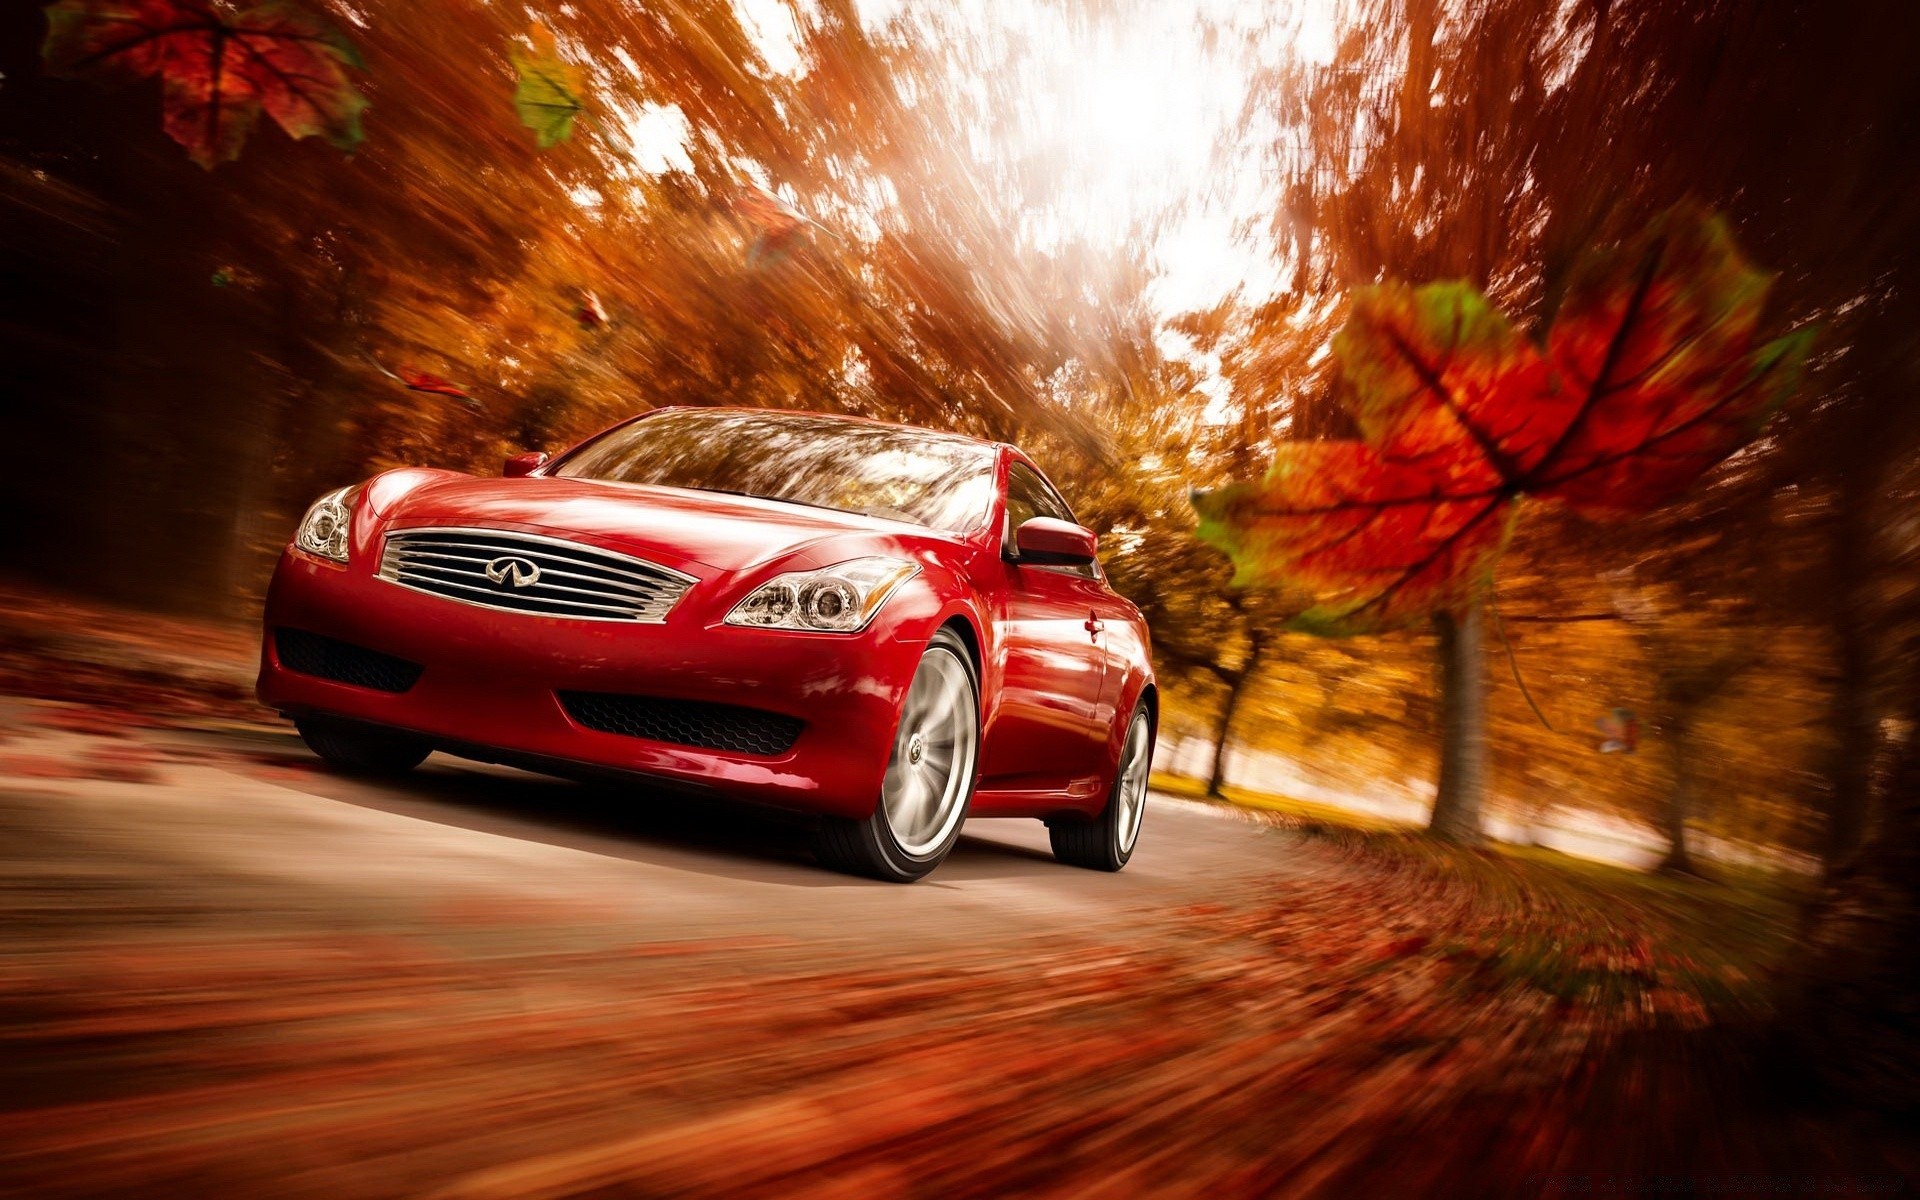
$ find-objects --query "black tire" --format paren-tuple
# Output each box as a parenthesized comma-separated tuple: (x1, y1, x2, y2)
(1050, 701, 1152, 872)
(295, 716, 431, 775)
(813, 629, 979, 883)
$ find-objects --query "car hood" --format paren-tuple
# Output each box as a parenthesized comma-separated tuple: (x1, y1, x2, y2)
(374, 473, 958, 576)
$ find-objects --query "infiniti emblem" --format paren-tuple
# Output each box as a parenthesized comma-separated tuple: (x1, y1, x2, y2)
(484, 556, 541, 589)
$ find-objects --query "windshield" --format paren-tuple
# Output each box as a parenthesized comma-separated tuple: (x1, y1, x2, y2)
(552, 409, 998, 533)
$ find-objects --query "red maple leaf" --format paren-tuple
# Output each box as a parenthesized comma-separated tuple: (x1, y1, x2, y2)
(733, 184, 813, 265)
(734, 184, 807, 236)
(1194, 207, 1811, 634)
(41, 0, 368, 169)
(395, 367, 469, 400)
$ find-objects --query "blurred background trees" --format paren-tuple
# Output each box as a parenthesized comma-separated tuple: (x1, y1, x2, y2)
(1222, 0, 1920, 1100)
(0, 0, 1145, 610)
(2, 0, 1917, 1101)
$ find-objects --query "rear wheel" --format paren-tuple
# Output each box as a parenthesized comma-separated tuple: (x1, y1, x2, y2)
(813, 629, 979, 883)
(1050, 702, 1151, 871)
(295, 716, 431, 775)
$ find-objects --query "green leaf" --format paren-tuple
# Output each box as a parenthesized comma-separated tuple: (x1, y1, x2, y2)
(512, 24, 583, 149)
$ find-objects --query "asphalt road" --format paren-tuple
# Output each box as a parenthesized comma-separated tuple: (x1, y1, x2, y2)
(0, 708, 1317, 1198)
(0, 718, 1288, 945)
(6, 705, 1899, 1198)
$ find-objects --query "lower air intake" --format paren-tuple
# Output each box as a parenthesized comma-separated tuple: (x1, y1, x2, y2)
(558, 691, 803, 757)
(274, 628, 424, 694)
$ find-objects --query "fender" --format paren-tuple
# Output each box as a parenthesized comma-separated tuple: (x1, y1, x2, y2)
(361, 467, 466, 518)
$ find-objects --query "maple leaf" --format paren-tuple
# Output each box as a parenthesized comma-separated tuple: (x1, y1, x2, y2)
(395, 367, 469, 400)
(511, 24, 583, 148)
(363, 354, 479, 409)
(1526, 209, 1812, 514)
(41, 0, 368, 169)
(1194, 207, 1809, 635)
(734, 184, 811, 265)
(1192, 434, 1522, 634)
(1333, 281, 1553, 485)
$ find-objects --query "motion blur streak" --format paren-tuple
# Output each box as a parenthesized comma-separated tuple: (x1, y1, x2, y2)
(3, 0, 1920, 1194)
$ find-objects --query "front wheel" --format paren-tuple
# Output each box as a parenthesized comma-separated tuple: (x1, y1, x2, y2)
(813, 629, 980, 883)
(295, 716, 431, 775)
(1050, 702, 1151, 871)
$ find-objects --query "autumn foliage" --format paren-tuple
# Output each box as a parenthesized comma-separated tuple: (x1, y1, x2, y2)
(510, 23, 583, 148)
(2, 0, 1919, 1169)
(41, 0, 368, 167)
(1194, 208, 1811, 635)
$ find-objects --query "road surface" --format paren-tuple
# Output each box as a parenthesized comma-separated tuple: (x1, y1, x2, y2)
(0, 712, 1296, 944)
(0, 704, 1329, 1199)
(3, 700, 1904, 1197)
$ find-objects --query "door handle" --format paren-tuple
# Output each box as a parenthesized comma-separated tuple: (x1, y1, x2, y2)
(1084, 611, 1104, 638)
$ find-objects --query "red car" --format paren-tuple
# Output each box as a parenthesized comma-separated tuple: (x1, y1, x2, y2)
(258, 407, 1156, 882)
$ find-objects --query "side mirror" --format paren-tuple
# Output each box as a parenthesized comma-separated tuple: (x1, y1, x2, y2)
(1014, 517, 1098, 567)
(503, 451, 549, 478)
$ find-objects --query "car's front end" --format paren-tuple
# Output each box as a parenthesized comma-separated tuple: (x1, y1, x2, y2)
(257, 413, 996, 817)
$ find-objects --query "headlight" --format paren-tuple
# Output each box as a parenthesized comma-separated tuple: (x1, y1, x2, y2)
(294, 486, 356, 563)
(725, 557, 920, 633)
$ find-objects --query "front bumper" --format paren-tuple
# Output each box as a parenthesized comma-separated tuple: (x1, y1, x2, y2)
(256, 547, 924, 818)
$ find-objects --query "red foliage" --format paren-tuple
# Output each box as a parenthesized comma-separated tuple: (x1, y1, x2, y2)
(734, 184, 811, 264)
(1194, 208, 1811, 633)
(41, 0, 368, 168)
(396, 366, 471, 400)
(733, 184, 806, 236)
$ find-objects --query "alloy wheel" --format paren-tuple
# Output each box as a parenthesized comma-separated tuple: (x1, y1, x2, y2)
(880, 647, 978, 857)
(1115, 712, 1149, 854)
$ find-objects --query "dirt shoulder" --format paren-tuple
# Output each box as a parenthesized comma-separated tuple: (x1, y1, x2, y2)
(0, 577, 264, 725)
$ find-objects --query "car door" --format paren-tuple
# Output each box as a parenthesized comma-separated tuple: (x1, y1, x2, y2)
(977, 460, 1112, 795)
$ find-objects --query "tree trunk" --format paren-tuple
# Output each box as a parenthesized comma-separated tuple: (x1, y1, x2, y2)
(1657, 713, 1700, 876)
(1207, 672, 1247, 799)
(1784, 427, 1917, 1107)
(1428, 607, 1487, 845)
(1821, 469, 1877, 873)
(1781, 359, 1919, 1108)
(1783, 733, 1920, 1108)
(1206, 633, 1267, 799)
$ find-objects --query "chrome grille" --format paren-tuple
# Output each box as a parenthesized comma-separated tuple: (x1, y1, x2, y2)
(378, 527, 695, 622)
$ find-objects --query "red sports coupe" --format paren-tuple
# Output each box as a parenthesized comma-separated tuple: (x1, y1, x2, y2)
(257, 407, 1156, 881)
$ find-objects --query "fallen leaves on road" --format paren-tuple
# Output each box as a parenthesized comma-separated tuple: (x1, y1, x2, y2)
(1, 793, 1904, 1199)
(0, 581, 263, 726)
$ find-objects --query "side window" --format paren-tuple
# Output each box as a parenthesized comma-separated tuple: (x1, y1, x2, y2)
(1005, 462, 1097, 578)
(1005, 463, 1069, 535)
